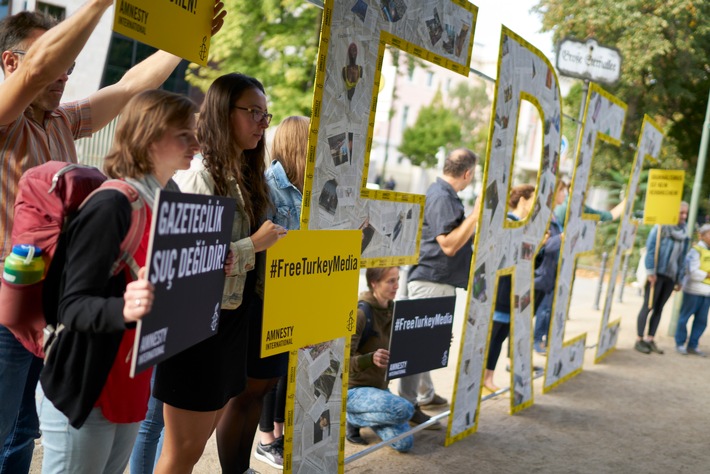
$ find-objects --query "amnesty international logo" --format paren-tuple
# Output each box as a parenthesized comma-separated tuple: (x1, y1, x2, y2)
(199, 36, 208, 62)
(346, 309, 354, 332)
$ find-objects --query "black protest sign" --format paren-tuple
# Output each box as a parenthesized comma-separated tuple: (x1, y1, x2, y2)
(386, 295, 456, 380)
(130, 190, 236, 377)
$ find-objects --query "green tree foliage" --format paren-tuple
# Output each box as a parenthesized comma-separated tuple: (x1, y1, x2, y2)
(448, 81, 491, 159)
(535, 0, 710, 180)
(186, 0, 322, 122)
(398, 92, 462, 168)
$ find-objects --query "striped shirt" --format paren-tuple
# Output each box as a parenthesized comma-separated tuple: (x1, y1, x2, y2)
(0, 100, 92, 261)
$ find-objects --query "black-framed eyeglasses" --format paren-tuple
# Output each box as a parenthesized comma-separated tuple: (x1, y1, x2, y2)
(11, 50, 75, 76)
(233, 106, 272, 125)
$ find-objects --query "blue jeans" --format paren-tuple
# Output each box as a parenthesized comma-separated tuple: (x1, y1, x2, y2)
(0, 324, 42, 474)
(346, 387, 414, 452)
(534, 308, 551, 344)
(38, 389, 140, 474)
(675, 292, 710, 349)
(129, 373, 164, 474)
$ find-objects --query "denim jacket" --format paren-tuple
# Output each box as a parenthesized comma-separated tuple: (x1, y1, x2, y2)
(265, 160, 302, 230)
(644, 224, 689, 284)
(174, 157, 255, 310)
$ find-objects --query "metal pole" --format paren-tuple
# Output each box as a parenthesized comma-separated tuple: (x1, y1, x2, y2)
(593, 252, 608, 310)
(574, 80, 590, 156)
(686, 88, 710, 234)
(617, 251, 630, 303)
(667, 88, 710, 335)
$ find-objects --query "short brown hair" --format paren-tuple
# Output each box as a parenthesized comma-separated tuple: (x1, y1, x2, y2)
(0, 11, 57, 72)
(104, 90, 197, 179)
(365, 266, 399, 292)
(272, 116, 309, 192)
(443, 148, 477, 178)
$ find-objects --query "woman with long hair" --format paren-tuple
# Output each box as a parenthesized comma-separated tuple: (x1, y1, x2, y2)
(38, 89, 199, 474)
(155, 73, 286, 474)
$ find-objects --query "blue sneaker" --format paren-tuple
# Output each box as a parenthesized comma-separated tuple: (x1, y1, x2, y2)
(533, 342, 546, 355)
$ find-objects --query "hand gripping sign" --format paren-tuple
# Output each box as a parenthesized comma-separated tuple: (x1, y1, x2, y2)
(543, 83, 627, 392)
(447, 29, 561, 444)
(595, 117, 664, 361)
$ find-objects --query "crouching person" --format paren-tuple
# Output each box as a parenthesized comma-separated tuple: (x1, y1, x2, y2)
(346, 267, 414, 452)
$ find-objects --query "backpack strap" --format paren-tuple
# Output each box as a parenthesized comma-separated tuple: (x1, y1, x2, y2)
(356, 301, 375, 351)
(80, 179, 147, 280)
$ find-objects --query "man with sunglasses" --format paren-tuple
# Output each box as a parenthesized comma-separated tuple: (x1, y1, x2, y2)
(0, 2, 226, 472)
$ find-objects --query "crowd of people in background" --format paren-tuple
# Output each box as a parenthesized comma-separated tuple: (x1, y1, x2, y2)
(1, 1, 708, 473)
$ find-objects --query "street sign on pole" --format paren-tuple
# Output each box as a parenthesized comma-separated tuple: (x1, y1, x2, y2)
(556, 38, 622, 86)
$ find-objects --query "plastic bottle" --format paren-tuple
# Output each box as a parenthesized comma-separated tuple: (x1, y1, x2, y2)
(2, 244, 45, 284)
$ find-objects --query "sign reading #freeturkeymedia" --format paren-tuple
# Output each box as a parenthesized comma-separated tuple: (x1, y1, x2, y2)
(113, 0, 214, 66)
(262, 230, 360, 358)
(130, 190, 236, 377)
(386, 295, 456, 381)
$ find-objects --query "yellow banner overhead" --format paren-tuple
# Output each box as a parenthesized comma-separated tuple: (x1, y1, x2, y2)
(643, 169, 685, 225)
(262, 230, 360, 357)
(113, 0, 213, 66)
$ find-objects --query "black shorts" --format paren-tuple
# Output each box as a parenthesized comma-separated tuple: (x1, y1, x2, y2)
(153, 304, 249, 411)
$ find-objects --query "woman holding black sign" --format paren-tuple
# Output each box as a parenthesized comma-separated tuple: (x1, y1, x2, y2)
(37, 90, 199, 474)
(156, 73, 287, 474)
(346, 266, 415, 452)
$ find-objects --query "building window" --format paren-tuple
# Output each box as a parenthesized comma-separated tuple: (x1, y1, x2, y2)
(100, 32, 189, 95)
(0, 0, 10, 20)
(36, 2, 66, 20)
(426, 72, 434, 87)
(407, 67, 414, 82)
(400, 105, 409, 131)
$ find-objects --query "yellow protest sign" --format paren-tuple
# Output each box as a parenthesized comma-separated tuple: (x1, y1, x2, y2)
(113, 0, 213, 66)
(262, 230, 360, 357)
(643, 169, 685, 225)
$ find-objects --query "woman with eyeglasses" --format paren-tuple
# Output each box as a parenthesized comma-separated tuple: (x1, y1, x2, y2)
(153, 73, 287, 474)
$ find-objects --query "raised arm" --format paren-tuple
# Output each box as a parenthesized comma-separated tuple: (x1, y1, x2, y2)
(0, 0, 113, 125)
(88, 1, 227, 132)
(436, 194, 480, 257)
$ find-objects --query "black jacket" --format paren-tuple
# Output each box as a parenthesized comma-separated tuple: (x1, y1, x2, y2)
(40, 191, 135, 428)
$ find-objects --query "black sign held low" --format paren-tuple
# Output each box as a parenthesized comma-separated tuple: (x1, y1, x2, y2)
(386, 295, 456, 381)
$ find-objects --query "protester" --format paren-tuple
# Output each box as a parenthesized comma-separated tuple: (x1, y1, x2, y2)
(675, 224, 710, 356)
(254, 115, 309, 470)
(553, 187, 625, 230)
(533, 178, 567, 355)
(483, 184, 536, 393)
(401, 148, 480, 427)
(156, 73, 286, 474)
(215, 90, 292, 474)
(0, 2, 225, 471)
(36, 89, 199, 474)
(635, 202, 689, 354)
(346, 266, 415, 452)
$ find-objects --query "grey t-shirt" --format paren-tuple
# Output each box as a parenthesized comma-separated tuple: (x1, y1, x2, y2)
(408, 178, 473, 288)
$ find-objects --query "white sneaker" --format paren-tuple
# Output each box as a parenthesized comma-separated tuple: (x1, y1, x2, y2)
(676, 345, 688, 355)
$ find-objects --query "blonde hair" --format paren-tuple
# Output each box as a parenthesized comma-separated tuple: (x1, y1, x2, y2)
(272, 116, 309, 192)
(104, 90, 197, 179)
